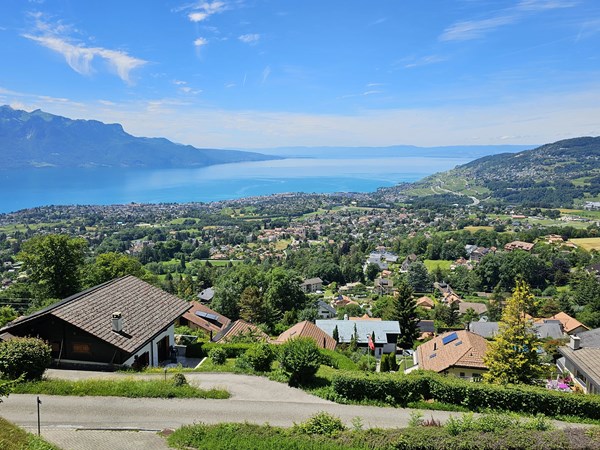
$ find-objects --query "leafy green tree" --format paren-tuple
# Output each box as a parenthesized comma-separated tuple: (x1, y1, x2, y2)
(18, 234, 87, 299)
(484, 281, 544, 384)
(263, 267, 306, 314)
(407, 261, 431, 292)
(365, 263, 380, 282)
(86, 252, 147, 286)
(238, 286, 264, 324)
(0, 306, 17, 327)
(278, 337, 322, 386)
(0, 337, 52, 381)
(212, 265, 263, 320)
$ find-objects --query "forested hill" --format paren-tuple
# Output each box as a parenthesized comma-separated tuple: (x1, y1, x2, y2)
(0, 106, 277, 169)
(405, 137, 600, 208)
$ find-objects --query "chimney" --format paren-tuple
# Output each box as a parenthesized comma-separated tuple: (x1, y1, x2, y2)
(569, 335, 581, 350)
(112, 312, 123, 333)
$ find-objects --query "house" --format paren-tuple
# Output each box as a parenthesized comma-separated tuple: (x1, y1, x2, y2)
(558, 331, 600, 394)
(537, 312, 589, 335)
(416, 296, 434, 310)
(504, 241, 534, 252)
(197, 287, 215, 303)
(374, 277, 394, 295)
(400, 254, 418, 272)
(469, 321, 563, 340)
(458, 301, 488, 316)
(212, 319, 269, 343)
(410, 330, 488, 379)
(470, 247, 492, 263)
(178, 301, 231, 338)
(417, 320, 435, 340)
(275, 321, 336, 350)
(316, 319, 401, 357)
(0, 276, 189, 369)
(300, 277, 323, 294)
(316, 300, 336, 319)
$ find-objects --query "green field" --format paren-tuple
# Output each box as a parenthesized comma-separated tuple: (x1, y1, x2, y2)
(424, 260, 453, 271)
(569, 237, 600, 251)
(463, 226, 493, 232)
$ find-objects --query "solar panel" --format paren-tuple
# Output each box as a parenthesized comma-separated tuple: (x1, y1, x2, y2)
(442, 332, 458, 345)
(196, 311, 219, 321)
(429, 353, 437, 359)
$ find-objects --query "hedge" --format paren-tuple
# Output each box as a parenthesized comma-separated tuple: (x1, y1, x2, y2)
(185, 342, 268, 359)
(331, 371, 600, 419)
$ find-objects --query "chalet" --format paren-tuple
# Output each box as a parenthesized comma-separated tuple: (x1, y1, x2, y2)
(316, 300, 336, 319)
(0, 276, 189, 369)
(558, 330, 600, 394)
(416, 296, 434, 310)
(409, 330, 488, 379)
(316, 319, 401, 357)
(374, 277, 394, 295)
(537, 312, 588, 335)
(275, 321, 336, 350)
(400, 254, 418, 272)
(300, 277, 323, 294)
(458, 301, 488, 316)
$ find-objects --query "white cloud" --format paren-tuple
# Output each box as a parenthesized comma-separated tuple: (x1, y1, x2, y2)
(517, 0, 579, 11)
(184, 1, 226, 22)
(23, 15, 146, 83)
(188, 12, 209, 22)
(194, 37, 208, 47)
(403, 55, 447, 68)
(261, 65, 271, 83)
(238, 33, 260, 44)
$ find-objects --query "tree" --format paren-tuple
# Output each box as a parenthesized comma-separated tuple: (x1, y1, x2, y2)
(0, 337, 52, 381)
(86, 252, 147, 286)
(278, 337, 322, 386)
(483, 281, 544, 384)
(365, 263, 380, 282)
(0, 306, 17, 327)
(332, 325, 339, 343)
(18, 234, 87, 299)
(238, 286, 264, 324)
(390, 281, 420, 349)
(407, 261, 431, 292)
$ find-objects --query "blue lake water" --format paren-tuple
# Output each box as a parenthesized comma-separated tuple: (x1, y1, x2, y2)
(0, 156, 472, 213)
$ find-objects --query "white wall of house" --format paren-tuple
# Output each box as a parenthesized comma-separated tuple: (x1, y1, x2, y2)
(123, 324, 175, 367)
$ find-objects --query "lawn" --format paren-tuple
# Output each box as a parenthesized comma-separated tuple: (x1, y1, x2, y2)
(0, 417, 59, 450)
(463, 226, 493, 232)
(424, 260, 452, 271)
(569, 237, 600, 251)
(12, 378, 229, 399)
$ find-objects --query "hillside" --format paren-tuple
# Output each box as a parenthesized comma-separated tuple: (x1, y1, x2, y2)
(403, 137, 600, 208)
(0, 106, 276, 169)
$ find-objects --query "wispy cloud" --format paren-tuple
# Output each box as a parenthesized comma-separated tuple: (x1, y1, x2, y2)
(23, 13, 146, 83)
(172, 79, 202, 95)
(441, 0, 577, 42)
(261, 65, 271, 84)
(185, 1, 226, 22)
(404, 54, 447, 68)
(239, 33, 260, 44)
(194, 37, 208, 47)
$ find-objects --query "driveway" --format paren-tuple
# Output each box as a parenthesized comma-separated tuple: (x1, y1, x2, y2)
(0, 370, 591, 450)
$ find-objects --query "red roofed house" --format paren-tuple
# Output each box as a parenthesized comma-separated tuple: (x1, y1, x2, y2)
(537, 312, 589, 336)
(212, 319, 270, 343)
(275, 321, 337, 350)
(178, 301, 231, 338)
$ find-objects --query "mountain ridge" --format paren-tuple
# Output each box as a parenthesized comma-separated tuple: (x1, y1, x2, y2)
(0, 105, 277, 169)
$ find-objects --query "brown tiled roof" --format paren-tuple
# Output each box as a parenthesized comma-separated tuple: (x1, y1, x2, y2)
(213, 319, 269, 343)
(5, 276, 189, 354)
(181, 301, 231, 334)
(275, 321, 337, 350)
(417, 330, 488, 373)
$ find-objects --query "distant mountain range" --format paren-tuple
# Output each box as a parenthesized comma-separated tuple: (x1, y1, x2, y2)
(0, 106, 277, 169)
(405, 136, 600, 208)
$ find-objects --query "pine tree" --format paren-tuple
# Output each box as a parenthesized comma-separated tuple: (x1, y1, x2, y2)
(391, 281, 420, 349)
(332, 325, 339, 343)
(483, 281, 543, 384)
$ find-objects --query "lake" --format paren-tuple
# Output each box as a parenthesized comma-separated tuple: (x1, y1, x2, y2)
(0, 156, 472, 213)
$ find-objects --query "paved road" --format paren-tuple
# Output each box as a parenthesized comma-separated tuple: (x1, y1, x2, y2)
(0, 370, 591, 449)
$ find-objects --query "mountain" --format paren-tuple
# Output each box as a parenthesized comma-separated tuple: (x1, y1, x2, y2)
(0, 106, 277, 169)
(405, 137, 600, 208)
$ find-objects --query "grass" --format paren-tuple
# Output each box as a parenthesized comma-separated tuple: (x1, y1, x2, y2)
(0, 417, 60, 450)
(463, 226, 493, 232)
(424, 260, 452, 271)
(275, 239, 291, 251)
(12, 378, 229, 399)
(569, 237, 600, 251)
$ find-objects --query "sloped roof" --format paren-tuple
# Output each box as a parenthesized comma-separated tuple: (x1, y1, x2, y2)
(578, 327, 600, 348)
(316, 319, 400, 344)
(275, 321, 336, 350)
(417, 320, 435, 334)
(2, 276, 189, 355)
(558, 346, 600, 388)
(181, 301, 231, 334)
(538, 312, 589, 334)
(301, 277, 323, 285)
(416, 296, 434, 308)
(469, 321, 499, 338)
(458, 301, 488, 315)
(213, 319, 269, 343)
(417, 330, 488, 372)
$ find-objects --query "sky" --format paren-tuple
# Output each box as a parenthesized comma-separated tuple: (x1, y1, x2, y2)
(1, 0, 600, 149)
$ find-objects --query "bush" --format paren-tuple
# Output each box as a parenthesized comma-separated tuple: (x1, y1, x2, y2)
(294, 412, 346, 436)
(244, 343, 276, 372)
(209, 347, 227, 365)
(0, 337, 52, 381)
(172, 373, 188, 387)
(278, 338, 322, 386)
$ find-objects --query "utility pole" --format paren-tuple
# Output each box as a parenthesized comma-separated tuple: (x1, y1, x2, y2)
(36, 397, 42, 436)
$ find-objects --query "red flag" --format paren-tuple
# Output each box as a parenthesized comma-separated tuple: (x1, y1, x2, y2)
(368, 334, 375, 351)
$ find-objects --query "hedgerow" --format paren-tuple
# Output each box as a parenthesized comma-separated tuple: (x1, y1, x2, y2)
(331, 371, 600, 419)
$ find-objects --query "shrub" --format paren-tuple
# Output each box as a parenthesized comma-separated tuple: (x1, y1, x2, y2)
(294, 412, 346, 436)
(0, 337, 52, 381)
(244, 343, 275, 372)
(172, 373, 188, 387)
(278, 338, 322, 386)
(208, 347, 227, 365)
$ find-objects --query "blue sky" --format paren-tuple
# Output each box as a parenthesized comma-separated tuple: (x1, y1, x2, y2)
(1, 0, 599, 149)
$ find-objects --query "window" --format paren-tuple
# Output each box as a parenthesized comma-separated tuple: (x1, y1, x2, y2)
(72, 343, 91, 354)
(459, 372, 465, 378)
